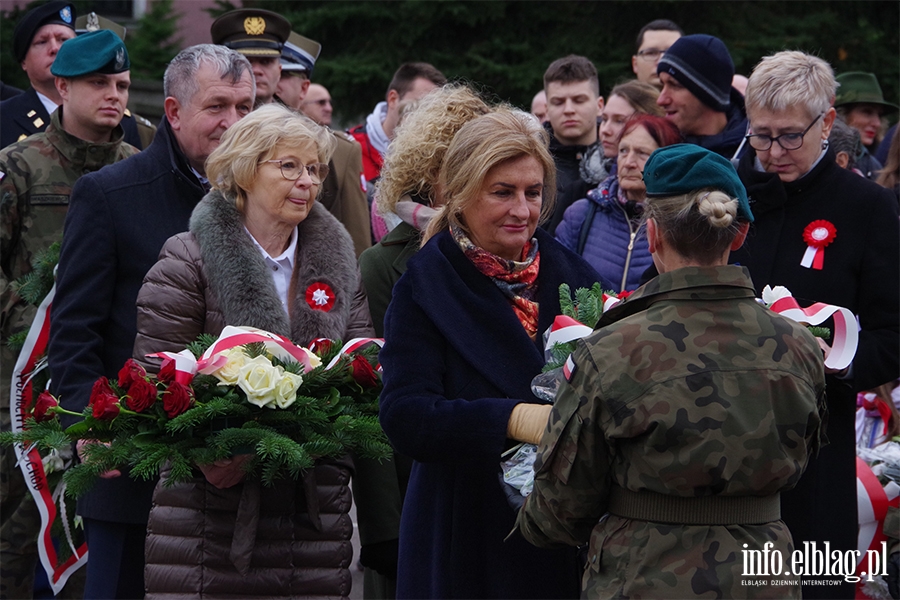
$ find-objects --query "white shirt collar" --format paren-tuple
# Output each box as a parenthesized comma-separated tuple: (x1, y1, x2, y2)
(246, 226, 298, 267)
(35, 90, 58, 118)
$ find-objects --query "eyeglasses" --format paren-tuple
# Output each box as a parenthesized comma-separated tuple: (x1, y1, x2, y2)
(745, 113, 823, 151)
(635, 48, 667, 62)
(262, 159, 329, 184)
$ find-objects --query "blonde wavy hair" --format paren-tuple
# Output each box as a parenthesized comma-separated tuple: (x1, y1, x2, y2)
(205, 103, 335, 212)
(644, 188, 742, 264)
(376, 84, 491, 215)
(422, 109, 555, 245)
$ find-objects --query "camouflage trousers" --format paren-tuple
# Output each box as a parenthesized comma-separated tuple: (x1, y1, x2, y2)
(0, 408, 84, 599)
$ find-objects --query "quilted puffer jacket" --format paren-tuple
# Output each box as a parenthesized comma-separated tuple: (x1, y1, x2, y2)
(144, 460, 354, 599)
(135, 189, 375, 598)
(554, 173, 652, 293)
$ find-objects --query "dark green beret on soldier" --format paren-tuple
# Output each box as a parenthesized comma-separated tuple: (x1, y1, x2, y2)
(51, 29, 130, 78)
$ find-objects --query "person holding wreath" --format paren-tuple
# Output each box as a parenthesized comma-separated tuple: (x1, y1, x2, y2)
(133, 103, 373, 599)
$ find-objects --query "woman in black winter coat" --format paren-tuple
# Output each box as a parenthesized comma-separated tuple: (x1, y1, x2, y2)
(732, 50, 899, 600)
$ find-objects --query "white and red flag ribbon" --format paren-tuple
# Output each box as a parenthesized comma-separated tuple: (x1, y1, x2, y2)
(149, 327, 385, 382)
(10, 281, 88, 593)
(762, 285, 858, 371)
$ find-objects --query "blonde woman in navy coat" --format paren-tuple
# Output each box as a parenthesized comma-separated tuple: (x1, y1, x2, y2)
(379, 110, 611, 599)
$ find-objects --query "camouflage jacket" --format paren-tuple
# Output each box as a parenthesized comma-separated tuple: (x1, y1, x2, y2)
(517, 265, 826, 599)
(0, 108, 138, 404)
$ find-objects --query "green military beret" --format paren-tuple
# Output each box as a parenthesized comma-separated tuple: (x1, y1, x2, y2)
(211, 8, 291, 58)
(643, 143, 754, 222)
(50, 29, 129, 77)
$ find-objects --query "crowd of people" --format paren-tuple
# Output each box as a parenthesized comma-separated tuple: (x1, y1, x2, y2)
(1, 3, 898, 600)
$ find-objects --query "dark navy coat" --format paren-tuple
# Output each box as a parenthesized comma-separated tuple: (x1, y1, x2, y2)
(48, 118, 205, 524)
(379, 228, 609, 599)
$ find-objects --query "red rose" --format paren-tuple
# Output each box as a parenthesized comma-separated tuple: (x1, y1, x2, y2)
(158, 360, 177, 384)
(89, 377, 121, 421)
(33, 391, 59, 423)
(126, 378, 158, 413)
(349, 355, 379, 388)
(117, 358, 147, 390)
(163, 382, 193, 418)
(308, 338, 333, 356)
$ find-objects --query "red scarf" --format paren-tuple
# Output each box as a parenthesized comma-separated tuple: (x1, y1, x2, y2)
(452, 227, 541, 339)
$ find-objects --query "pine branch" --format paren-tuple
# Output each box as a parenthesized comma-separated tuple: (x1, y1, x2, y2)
(558, 283, 574, 319)
(186, 334, 218, 358)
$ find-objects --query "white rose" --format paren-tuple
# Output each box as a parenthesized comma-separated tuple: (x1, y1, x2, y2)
(236, 355, 280, 408)
(273, 369, 304, 409)
(212, 347, 249, 385)
(761, 285, 793, 306)
(302, 348, 322, 370)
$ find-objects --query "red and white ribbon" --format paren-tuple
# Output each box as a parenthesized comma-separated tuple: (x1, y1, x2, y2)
(10, 281, 88, 593)
(324, 337, 384, 370)
(855, 457, 899, 571)
(543, 315, 593, 353)
(149, 326, 319, 384)
(800, 220, 836, 270)
(768, 295, 858, 371)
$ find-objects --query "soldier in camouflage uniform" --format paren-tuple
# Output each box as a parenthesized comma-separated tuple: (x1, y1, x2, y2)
(0, 30, 137, 599)
(517, 145, 827, 599)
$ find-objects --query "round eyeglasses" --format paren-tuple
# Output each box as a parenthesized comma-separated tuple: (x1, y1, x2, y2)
(745, 113, 823, 152)
(261, 159, 330, 184)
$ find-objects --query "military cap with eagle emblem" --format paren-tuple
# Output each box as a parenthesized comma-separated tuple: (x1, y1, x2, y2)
(211, 8, 291, 57)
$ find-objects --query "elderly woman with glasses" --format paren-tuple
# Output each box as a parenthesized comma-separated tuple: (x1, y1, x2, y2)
(733, 51, 899, 600)
(133, 103, 374, 599)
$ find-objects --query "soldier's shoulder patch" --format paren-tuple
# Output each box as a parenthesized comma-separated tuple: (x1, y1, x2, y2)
(563, 354, 577, 382)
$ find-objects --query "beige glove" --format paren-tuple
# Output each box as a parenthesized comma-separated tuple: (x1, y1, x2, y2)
(507, 403, 552, 445)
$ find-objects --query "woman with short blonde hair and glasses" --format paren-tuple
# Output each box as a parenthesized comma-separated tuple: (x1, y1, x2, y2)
(734, 50, 899, 600)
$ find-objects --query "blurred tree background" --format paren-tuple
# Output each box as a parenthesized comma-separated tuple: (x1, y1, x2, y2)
(2, 0, 898, 126)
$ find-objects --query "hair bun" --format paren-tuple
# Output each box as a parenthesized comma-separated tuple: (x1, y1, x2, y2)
(696, 190, 737, 228)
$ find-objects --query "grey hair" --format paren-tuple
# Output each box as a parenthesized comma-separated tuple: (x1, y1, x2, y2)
(828, 118, 863, 167)
(745, 51, 836, 121)
(163, 44, 255, 107)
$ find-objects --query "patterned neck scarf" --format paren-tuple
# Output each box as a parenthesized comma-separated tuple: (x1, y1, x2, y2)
(451, 226, 541, 339)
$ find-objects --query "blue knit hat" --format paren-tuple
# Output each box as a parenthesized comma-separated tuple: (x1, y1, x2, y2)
(51, 29, 129, 77)
(657, 34, 734, 113)
(644, 143, 753, 222)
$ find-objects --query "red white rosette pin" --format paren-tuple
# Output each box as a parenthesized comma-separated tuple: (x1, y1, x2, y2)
(306, 282, 335, 312)
(800, 220, 836, 270)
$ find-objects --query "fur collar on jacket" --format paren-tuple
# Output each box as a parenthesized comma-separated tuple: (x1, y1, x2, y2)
(189, 189, 358, 345)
